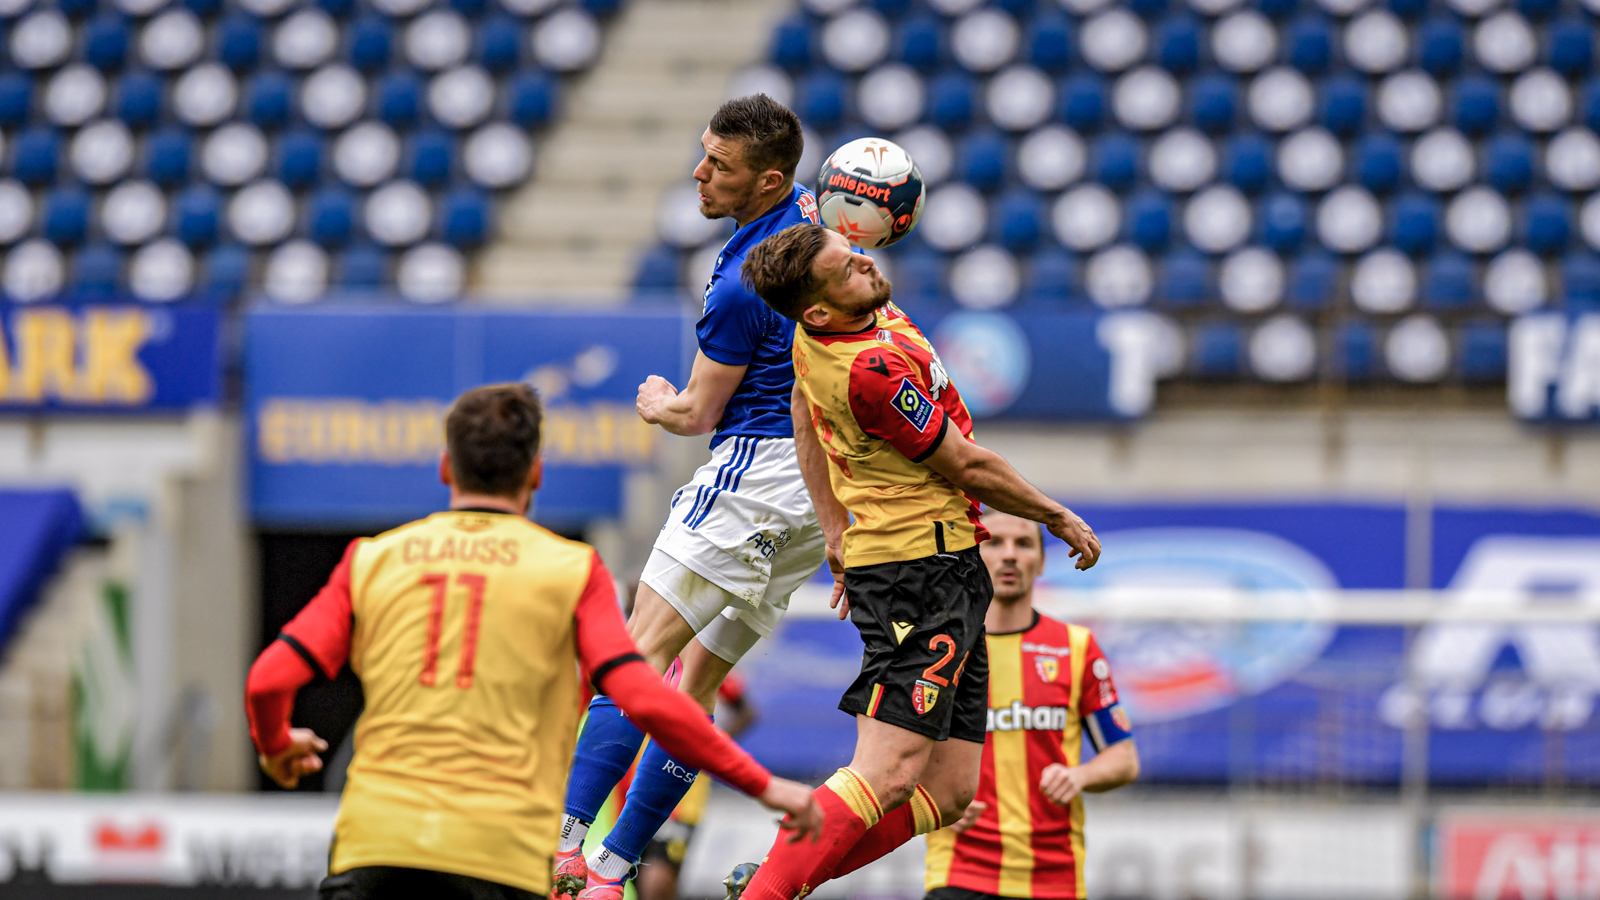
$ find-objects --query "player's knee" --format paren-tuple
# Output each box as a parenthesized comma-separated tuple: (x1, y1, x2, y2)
(935, 784, 976, 827)
(874, 774, 918, 812)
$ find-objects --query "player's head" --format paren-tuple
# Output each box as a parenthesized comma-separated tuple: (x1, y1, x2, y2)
(439, 383, 544, 511)
(695, 94, 804, 221)
(981, 511, 1047, 607)
(742, 224, 891, 329)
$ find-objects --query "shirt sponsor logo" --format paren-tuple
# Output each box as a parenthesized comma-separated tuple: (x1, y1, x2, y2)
(1022, 642, 1072, 656)
(987, 701, 1070, 732)
(891, 377, 934, 431)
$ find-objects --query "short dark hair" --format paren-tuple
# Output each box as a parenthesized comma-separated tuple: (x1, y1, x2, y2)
(741, 223, 832, 321)
(445, 383, 543, 496)
(709, 94, 804, 182)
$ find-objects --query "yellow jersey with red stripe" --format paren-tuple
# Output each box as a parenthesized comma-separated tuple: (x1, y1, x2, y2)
(925, 613, 1130, 899)
(791, 303, 986, 567)
(323, 512, 596, 892)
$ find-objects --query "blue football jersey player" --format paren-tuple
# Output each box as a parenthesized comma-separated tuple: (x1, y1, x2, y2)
(554, 95, 828, 900)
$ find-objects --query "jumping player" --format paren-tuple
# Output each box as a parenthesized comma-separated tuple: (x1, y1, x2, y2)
(925, 510, 1139, 900)
(243, 384, 821, 900)
(729, 224, 1103, 900)
(554, 95, 827, 900)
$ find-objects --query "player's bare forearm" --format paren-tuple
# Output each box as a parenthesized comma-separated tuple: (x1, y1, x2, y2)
(791, 384, 850, 543)
(925, 436, 1102, 568)
(637, 352, 747, 436)
(1080, 739, 1140, 792)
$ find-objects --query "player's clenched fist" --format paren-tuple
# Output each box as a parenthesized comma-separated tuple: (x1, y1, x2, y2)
(1049, 509, 1101, 570)
(759, 777, 825, 843)
(636, 375, 679, 424)
(259, 727, 329, 789)
(1038, 763, 1089, 806)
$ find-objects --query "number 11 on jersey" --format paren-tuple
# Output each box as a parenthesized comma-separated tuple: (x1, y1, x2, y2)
(419, 572, 486, 689)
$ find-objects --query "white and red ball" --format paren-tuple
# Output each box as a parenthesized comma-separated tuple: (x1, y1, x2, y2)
(815, 137, 925, 248)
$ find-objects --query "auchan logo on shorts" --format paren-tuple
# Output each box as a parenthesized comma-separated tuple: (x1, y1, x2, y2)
(828, 172, 892, 202)
(987, 702, 1070, 732)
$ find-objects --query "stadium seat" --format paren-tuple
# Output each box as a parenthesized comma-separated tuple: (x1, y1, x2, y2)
(1092, 132, 1140, 191)
(958, 130, 1008, 191)
(1027, 14, 1071, 73)
(994, 190, 1043, 251)
(72, 244, 122, 296)
(43, 189, 91, 246)
(1287, 251, 1339, 310)
(1223, 132, 1272, 193)
(1320, 75, 1366, 136)
(770, 15, 811, 70)
(349, 16, 395, 72)
(897, 15, 943, 70)
(1390, 193, 1439, 254)
(928, 72, 977, 129)
(175, 185, 223, 246)
(1354, 133, 1403, 193)
(307, 188, 356, 246)
(1458, 321, 1507, 380)
(798, 71, 847, 130)
(1258, 192, 1306, 252)
(12, 129, 60, 185)
(439, 188, 491, 246)
(632, 244, 680, 292)
(506, 72, 558, 128)
(217, 15, 261, 71)
(200, 243, 251, 295)
(374, 70, 423, 127)
(1193, 322, 1243, 376)
(1340, 321, 1377, 380)
(1523, 194, 1571, 254)
(1452, 76, 1500, 134)
(1421, 251, 1475, 308)
(1484, 133, 1535, 192)
(1024, 248, 1076, 301)
(1561, 251, 1600, 308)
(246, 70, 294, 129)
(1188, 73, 1234, 133)
(1154, 15, 1200, 73)
(887, 247, 945, 303)
(1415, 17, 1463, 75)
(1284, 16, 1332, 73)
(1126, 190, 1172, 250)
(408, 129, 456, 186)
(1159, 248, 1210, 308)
(0, 74, 31, 129)
(1547, 18, 1592, 77)
(337, 243, 388, 287)
(477, 16, 522, 72)
(273, 130, 321, 189)
(83, 14, 131, 71)
(115, 70, 164, 127)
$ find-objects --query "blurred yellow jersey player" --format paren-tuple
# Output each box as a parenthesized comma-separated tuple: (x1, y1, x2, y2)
(244, 384, 821, 900)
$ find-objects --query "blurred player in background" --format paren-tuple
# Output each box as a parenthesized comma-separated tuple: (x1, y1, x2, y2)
(729, 225, 1102, 900)
(925, 511, 1139, 900)
(636, 671, 758, 900)
(555, 94, 829, 900)
(243, 384, 820, 900)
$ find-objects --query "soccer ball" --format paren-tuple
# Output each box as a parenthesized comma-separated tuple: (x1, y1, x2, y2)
(815, 137, 925, 249)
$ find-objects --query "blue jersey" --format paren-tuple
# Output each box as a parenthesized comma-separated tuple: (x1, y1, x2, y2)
(696, 183, 820, 449)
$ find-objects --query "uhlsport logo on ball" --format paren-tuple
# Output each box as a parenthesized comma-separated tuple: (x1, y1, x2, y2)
(815, 137, 925, 249)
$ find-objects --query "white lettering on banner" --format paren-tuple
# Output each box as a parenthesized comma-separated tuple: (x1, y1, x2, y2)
(1380, 537, 1600, 731)
(1095, 311, 1166, 417)
(1436, 812, 1600, 900)
(1508, 313, 1600, 420)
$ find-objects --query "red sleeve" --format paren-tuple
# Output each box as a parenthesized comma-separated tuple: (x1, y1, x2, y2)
(278, 538, 359, 678)
(717, 670, 747, 705)
(245, 639, 315, 757)
(1078, 632, 1120, 716)
(847, 347, 949, 463)
(572, 552, 771, 797)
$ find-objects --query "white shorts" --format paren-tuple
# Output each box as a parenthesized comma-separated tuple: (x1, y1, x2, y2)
(641, 435, 825, 663)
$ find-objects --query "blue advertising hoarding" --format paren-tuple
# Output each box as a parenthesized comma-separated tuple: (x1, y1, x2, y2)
(245, 305, 688, 526)
(0, 304, 220, 411)
(735, 502, 1600, 786)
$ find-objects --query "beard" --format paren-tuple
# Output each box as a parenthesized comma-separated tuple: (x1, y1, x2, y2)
(837, 266, 893, 317)
(699, 182, 760, 220)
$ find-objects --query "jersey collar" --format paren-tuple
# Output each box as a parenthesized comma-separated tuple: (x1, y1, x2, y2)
(986, 609, 1042, 636)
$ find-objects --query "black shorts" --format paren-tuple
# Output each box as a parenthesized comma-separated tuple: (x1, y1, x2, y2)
(319, 866, 538, 900)
(641, 818, 695, 867)
(838, 544, 990, 743)
(925, 887, 1004, 900)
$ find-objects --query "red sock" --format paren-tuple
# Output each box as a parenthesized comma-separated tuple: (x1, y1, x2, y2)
(742, 768, 882, 900)
(819, 784, 941, 881)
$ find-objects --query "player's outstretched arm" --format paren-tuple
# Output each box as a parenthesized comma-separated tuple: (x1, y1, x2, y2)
(791, 383, 851, 616)
(573, 552, 824, 842)
(636, 351, 748, 436)
(924, 437, 1101, 569)
(1038, 740, 1140, 806)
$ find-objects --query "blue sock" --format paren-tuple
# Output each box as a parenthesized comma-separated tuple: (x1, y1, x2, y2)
(600, 730, 704, 865)
(564, 695, 646, 823)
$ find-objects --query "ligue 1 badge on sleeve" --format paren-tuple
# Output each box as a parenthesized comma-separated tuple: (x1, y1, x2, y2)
(912, 680, 941, 715)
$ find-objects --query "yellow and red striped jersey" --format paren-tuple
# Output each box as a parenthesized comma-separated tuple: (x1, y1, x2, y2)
(924, 612, 1130, 899)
